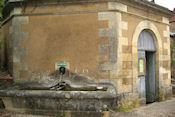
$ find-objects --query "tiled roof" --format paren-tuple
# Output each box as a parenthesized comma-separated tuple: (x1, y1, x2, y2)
(170, 8, 175, 22)
(170, 15, 175, 22)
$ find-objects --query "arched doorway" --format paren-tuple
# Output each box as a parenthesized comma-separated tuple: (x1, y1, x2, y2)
(137, 30, 156, 104)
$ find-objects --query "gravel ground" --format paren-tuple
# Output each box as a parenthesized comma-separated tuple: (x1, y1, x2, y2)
(112, 98, 175, 117)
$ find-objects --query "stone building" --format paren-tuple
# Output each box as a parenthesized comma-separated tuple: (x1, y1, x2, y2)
(0, 0, 174, 116)
(170, 9, 175, 77)
(170, 9, 175, 96)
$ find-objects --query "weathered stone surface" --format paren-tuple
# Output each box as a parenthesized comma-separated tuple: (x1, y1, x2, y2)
(10, 16, 29, 82)
(122, 61, 132, 69)
(122, 78, 132, 85)
(116, 93, 139, 109)
(122, 45, 132, 53)
(108, 2, 127, 12)
(0, 90, 116, 112)
(99, 45, 110, 54)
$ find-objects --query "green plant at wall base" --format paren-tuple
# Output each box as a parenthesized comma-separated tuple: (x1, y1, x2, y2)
(55, 115, 66, 117)
(117, 105, 136, 112)
(0, 0, 4, 50)
(171, 43, 175, 64)
(0, 40, 2, 49)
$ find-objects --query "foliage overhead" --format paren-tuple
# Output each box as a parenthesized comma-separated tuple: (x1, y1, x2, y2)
(0, 0, 4, 49)
(0, 0, 4, 19)
(171, 43, 175, 64)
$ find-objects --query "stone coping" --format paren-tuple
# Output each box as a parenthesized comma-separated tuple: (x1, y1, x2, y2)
(0, 90, 116, 99)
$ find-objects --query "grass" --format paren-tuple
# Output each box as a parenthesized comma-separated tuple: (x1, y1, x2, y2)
(55, 115, 65, 117)
(117, 105, 136, 112)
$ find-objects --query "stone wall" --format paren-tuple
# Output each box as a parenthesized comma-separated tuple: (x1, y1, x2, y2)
(170, 22, 175, 78)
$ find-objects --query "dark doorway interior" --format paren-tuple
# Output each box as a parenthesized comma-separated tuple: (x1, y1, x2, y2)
(146, 52, 156, 103)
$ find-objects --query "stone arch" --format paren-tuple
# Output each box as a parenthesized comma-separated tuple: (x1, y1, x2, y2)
(132, 20, 162, 95)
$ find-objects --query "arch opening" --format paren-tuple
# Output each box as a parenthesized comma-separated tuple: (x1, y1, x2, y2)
(137, 30, 156, 104)
(132, 20, 162, 105)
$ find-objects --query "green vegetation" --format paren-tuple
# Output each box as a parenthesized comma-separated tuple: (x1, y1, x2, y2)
(0, 0, 4, 49)
(0, 0, 4, 19)
(117, 105, 136, 112)
(55, 115, 66, 117)
(0, 40, 2, 49)
(171, 44, 175, 64)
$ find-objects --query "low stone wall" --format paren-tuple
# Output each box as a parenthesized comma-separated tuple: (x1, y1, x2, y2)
(115, 93, 139, 110)
(0, 110, 111, 117)
(156, 86, 172, 101)
(0, 89, 116, 115)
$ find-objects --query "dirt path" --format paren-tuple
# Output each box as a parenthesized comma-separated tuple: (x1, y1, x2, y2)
(112, 98, 175, 117)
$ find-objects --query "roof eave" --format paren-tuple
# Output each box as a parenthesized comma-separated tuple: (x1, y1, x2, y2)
(134, 0, 174, 17)
(2, 0, 175, 19)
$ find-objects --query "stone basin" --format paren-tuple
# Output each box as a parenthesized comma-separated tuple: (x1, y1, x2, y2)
(0, 83, 117, 115)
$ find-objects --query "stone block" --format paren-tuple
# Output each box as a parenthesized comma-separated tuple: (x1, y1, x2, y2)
(12, 16, 29, 25)
(98, 12, 110, 21)
(163, 30, 169, 37)
(103, 111, 110, 117)
(162, 61, 169, 68)
(10, 7, 22, 16)
(163, 49, 168, 55)
(117, 69, 132, 78)
(163, 43, 170, 49)
(122, 61, 132, 69)
(122, 53, 132, 61)
(71, 111, 103, 117)
(162, 17, 169, 24)
(108, 2, 127, 12)
(20, 32, 28, 41)
(19, 70, 29, 79)
(160, 55, 170, 61)
(122, 21, 128, 30)
(122, 45, 132, 53)
(99, 62, 116, 71)
(13, 52, 20, 63)
(110, 69, 118, 78)
(19, 48, 28, 55)
(99, 28, 114, 37)
(20, 62, 28, 71)
(121, 37, 128, 45)
(99, 45, 110, 54)
(122, 78, 132, 85)
(163, 73, 168, 80)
